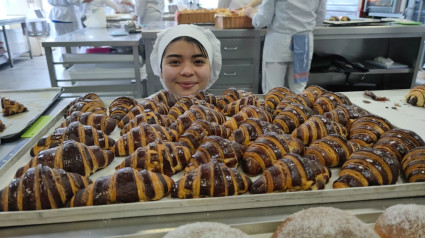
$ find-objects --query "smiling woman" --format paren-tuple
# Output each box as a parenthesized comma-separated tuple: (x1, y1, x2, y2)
(149, 24, 222, 96)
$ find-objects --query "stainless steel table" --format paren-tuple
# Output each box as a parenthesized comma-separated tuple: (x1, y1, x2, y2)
(42, 28, 146, 97)
(0, 16, 33, 67)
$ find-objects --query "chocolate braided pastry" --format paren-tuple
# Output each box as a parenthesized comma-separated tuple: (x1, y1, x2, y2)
(229, 118, 285, 146)
(301, 85, 328, 106)
(291, 115, 349, 146)
(171, 161, 251, 199)
(178, 119, 232, 152)
(108, 96, 139, 121)
(222, 95, 262, 116)
(401, 146, 425, 182)
(112, 122, 178, 156)
(0, 119, 5, 132)
(1, 97, 28, 116)
(30, 121, 115, 156)
(115, 140, 191, 176)
(312, 92, 352, 115)
(17, 140, 114, 177)
(120, 111, 172, 135)
(272, 103, 315, 134)
(349, 114, 393, 148)
(242, 132, 305, 176)
(118, 99, 170, 129)
(272, 95, 312, 116)
(69, 168, 173, 206)
(170, 105, 226, 134)
(323, 104, 369, 128)
(60, 111, 117, 135)
(188, 135, 246, 169)
(251, 153, 331, 194)
(167, 96, 218, 121)
(405, 84, 425, 107)
(304, 134, 360, 167)
(263, 87, 296, 113)
(373, 128, 425, 162)
(149, 89, 181, 107)
(190, 90, 218, 106)
(223, 105, 273, 131)
(66, 96, 107, 117)
(333, 148, 401, 188)
(0, 164, 91, 211)
(216, 88, 252, 110)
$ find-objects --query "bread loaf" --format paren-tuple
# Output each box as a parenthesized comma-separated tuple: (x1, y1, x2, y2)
(69, 168, 173, 206)
(0, 164, 91, 211)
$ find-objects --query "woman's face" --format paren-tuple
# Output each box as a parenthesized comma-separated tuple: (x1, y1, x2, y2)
(160, 40, 211, 96)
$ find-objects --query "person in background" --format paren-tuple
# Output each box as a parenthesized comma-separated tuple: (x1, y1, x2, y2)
(48, 0, 94, 36)
(114, 0, 135, 13)
(218, 0, 261, 10)
(245, 0, 327, 94)
(134, 0, 164, 25)
(150, 24, 222, 96)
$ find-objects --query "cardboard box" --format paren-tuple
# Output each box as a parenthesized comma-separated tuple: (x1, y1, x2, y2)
(215, 15, 253, 29)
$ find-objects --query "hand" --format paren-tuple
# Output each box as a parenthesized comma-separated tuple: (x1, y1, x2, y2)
(121, 0, 134, 7)
(244, 7, 257, 19)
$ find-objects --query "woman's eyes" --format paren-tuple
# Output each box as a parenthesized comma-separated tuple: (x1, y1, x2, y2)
(166, 58, 207, 66)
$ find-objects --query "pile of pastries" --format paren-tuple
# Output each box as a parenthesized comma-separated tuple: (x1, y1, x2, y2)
(1, 86, 425, 212)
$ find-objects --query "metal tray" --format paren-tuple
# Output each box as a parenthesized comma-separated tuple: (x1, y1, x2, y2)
(0, 92, 424, 229)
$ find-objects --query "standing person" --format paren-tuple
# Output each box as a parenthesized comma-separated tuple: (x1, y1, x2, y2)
(245, 0, 327, 94)
(48, 0, 94, 37)
(150, 24, 222, 96)
(217, 0, 261, 10)
(134, 0, 164, 25)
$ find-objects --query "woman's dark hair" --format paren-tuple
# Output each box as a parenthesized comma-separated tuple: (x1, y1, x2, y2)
(160, 36, 209, 71)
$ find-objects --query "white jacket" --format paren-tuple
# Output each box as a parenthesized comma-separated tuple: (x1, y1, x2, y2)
(252, 0, 326, 62)
(134, 0, 163, 24)
(218, 0, 253, 9)
(48, 0, 84, 22)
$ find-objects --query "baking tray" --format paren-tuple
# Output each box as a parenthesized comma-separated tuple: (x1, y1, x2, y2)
(0, 87, 64, 143)
(0, 92, 424, 228)
(324, 18, 381, 26)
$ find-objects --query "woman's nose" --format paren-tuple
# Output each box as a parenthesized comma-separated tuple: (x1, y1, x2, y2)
(180, 63, 195, 77)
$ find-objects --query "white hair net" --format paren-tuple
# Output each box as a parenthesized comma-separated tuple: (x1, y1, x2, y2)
(150, 24, 222, 90)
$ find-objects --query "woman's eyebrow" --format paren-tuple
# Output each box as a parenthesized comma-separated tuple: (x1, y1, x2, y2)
(165, 54, 182, 59)
(192, 54, 207, 58)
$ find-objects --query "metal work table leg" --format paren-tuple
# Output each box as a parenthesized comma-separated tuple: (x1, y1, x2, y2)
(21, 22, 32, 59)
(44, 46, 58, 87)
(2, 25, 13, 67)
(132, 45, 143, 98)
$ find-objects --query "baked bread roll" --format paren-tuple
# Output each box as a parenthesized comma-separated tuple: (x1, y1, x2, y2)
(178, 119, 231, 152)
(1, 97, 28, 116)
(167, 96, 218, 121)
(188, 135, 246, 169)
(171, 161, 251, 199)
(30, 121, 115, 156)
(66, 96, 107, 117)
(263, 86, 296, 113)
(163, 222, 249, 238)
(242, 132, 305, 176)
(333, 148, 401, 188)
(108, 96, 139, 121)
(149, 89, 180, 107)
(17, 140, 114, 177)
(374, 204, 425, 238)
(304, 134, 360, 167)
(312, 92, 352, 115)
(223, 105, 272, 131)
(291, 115, 348, 145)
(272, 103, 315, 134)
(216, 88, 252, 110)
(230, 118, 285, 146)
(0, 119, 5, 132)
(405, 84, 425, 107)
(190, 90, 218, 106)
(0, 164, 91, 211)
(120, 111, 172, 135)
(251, 153, 330, 194)
(170, 105, 226, 134)
(401, 146, 425, 182)
(222, 95, 262, 116)
(67, 92, 102, 108)
(118, 99, 170, 128)
(323, 104, 369, 128)
(112, 122, 178, 156)
(60, 111, 117, 135)
(349, 115, 393, 148)
(374, 128, 425, 162)
(115, 140, 191, 176)
(69, 168, 173, 206)
(272, 95, 312, 116)
(301, 85, 327, 106)
(272, 207, 379, 238)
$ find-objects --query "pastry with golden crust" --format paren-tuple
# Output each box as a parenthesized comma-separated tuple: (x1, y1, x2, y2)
(1, 97, 28, 116)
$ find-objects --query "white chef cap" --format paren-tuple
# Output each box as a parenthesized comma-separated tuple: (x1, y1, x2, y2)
(150, 24, 222, 90)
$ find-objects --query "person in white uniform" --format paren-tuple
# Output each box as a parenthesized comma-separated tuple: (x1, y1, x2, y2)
(245, 0, 326, 94)
(218, 0, 261, 9)
(48, 0, 94, 36)
(134, 0, 164, 25)
(150, 24, 222, 96)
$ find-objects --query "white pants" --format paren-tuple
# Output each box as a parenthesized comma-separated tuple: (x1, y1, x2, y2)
(262, 61, 307, 94)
